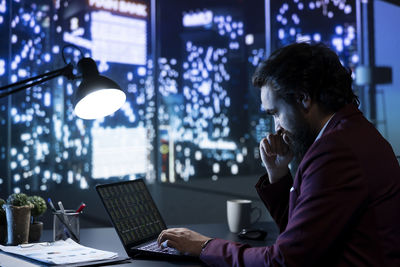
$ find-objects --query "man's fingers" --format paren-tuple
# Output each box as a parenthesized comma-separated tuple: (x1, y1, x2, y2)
(164, 239, 179, 250)
(158, 230, 172, 246)
(159, 232, 173, 244)
(263, 133, 291, 156)
(157, 229, 189, 253)
(157, 228, 211, 256)
(275, 133, 283, 154)
(282, 133, 291, 146)
(157, 230, 166, 245)
(158, 230, 182, 247)
(266, 134, 277, 155)
(265, 133, 284, 156)
(260, 137, 272, 156)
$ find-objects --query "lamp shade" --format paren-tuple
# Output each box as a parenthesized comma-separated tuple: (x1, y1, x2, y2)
(73, 58, 126, 120)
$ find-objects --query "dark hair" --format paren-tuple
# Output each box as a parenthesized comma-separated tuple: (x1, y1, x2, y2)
(252, 42, 359, 113)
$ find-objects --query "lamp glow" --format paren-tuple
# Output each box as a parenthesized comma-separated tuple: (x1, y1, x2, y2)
(73, 57, 126, 120)
(74, 88, 126, 119)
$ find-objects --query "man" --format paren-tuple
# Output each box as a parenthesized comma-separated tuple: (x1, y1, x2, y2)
(157, 43, 400, 266)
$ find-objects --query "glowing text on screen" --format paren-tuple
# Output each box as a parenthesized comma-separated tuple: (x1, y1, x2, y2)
(183, 10, 213, 27)
(88, 0, 147, 17)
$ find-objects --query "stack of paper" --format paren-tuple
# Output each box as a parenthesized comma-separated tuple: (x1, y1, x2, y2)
(0, 238, 118, 265)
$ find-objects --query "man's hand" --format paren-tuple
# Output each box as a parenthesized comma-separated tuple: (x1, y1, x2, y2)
(260, 132, 293, 183)
(157, 228, 212, 256)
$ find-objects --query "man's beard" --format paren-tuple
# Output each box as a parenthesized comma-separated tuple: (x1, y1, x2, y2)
(286, 114, 317, 163)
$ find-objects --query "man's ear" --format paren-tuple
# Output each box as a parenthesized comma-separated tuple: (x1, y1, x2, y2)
(296, 92, 312, 112)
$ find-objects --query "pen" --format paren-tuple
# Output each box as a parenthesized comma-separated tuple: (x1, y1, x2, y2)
(58, 201, 69, 225)
(48, 198, 56, 212)
(48, 198, 79, 242)
(75, 203, 86, 213)
(64, 228, 71, 239)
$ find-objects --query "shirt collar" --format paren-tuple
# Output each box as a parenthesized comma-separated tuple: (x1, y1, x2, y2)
(315, 114, 335, 142)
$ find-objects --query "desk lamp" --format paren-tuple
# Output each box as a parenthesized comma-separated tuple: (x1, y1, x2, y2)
(0, 46, 126, 120)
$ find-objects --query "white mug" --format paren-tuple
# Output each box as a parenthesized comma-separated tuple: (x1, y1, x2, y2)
(226, 199, 261, 233)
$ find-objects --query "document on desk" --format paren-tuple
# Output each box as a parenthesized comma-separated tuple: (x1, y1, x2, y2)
(0, 238, 118, 265)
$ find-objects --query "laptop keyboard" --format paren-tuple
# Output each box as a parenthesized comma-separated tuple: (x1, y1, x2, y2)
(139, 241, 181, 255)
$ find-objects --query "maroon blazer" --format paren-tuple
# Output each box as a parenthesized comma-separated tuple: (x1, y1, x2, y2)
(200, 105, 400, 266)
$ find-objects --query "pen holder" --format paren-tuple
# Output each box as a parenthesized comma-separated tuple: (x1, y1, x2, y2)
(53, 210, 80, 243)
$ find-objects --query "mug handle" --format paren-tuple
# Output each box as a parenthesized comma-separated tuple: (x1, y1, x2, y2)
(251, 206, 262, 224)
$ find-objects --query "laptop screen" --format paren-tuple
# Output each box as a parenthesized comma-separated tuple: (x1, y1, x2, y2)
(96, 179, 167, 247)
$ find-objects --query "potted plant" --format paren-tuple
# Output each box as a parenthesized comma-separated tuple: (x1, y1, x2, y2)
(0, 198, 6, 244)
(27, 195, 47, 242)
(3, 193, 33, 245)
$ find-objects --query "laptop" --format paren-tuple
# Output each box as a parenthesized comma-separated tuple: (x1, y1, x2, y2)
(96, 179, 197, 260)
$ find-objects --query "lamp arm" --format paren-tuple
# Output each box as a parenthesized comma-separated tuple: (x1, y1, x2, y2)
(0, 64, 74, 99)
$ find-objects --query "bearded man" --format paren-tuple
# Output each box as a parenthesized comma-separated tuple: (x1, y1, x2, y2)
(157, 43, 400, 267)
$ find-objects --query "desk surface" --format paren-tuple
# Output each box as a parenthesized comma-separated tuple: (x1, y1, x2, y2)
(1, 222, 279, 267)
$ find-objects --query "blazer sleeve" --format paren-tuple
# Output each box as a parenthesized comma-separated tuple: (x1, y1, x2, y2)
(255, 173, 292, 233)
(200, 139, 367, 267)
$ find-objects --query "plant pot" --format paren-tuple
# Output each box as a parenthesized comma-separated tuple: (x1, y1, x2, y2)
(0, 224, 6, 244)
(3, 204, 32, 245)
(29, 221, 43, 242)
